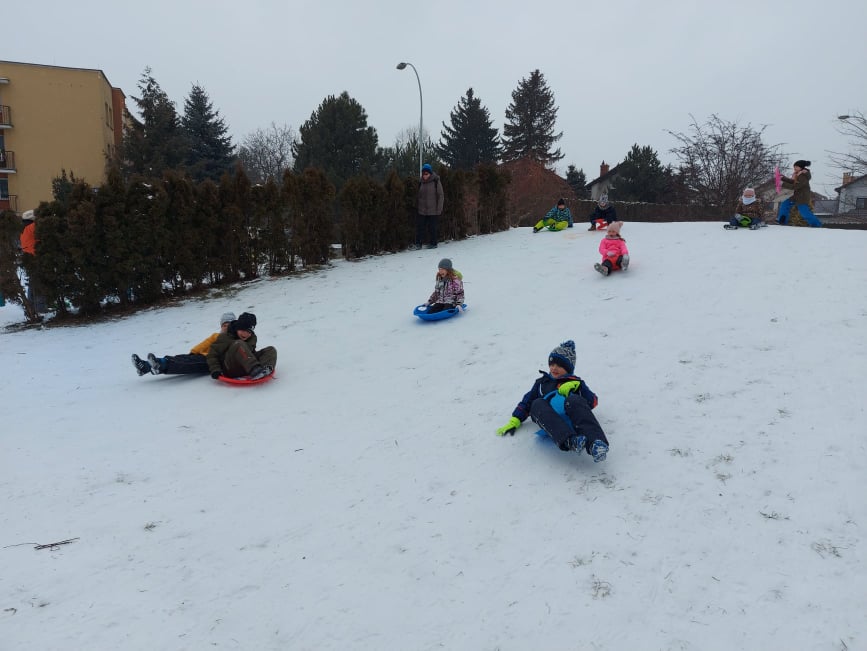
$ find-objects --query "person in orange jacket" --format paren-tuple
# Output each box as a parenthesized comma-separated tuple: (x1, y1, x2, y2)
(131, 312, 236, 376)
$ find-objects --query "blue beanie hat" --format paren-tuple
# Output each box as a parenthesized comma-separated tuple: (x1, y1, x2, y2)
(548, 340, 576, 374)
(422, 163, 433, 173)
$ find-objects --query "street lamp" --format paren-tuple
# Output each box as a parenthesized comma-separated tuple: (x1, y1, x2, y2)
(396, 61, 423, 176)
(838, 115, 851, 120)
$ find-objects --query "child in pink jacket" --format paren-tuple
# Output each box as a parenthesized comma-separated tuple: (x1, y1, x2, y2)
(594, 221, 629, 276)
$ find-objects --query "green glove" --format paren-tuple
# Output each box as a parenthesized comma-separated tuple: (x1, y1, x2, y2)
(558, 380, 581, 396)
(496, 416, 521, 436)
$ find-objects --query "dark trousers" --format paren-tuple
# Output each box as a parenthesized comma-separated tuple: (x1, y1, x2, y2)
(426, 302, 455, 314)
(163, 353, 209, 375)
(530, 394, 608, 451)
(222, 341, 278, 378)
(416, 213, 439, 247)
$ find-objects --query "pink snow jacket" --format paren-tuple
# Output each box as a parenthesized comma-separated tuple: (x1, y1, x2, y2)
(599, 235, 629, 260)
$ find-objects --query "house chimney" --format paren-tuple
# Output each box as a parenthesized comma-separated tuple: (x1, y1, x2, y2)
(600, 160, 609, 177)
(842, 173, 854, 186)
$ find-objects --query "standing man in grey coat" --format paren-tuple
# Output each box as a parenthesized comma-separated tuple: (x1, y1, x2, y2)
(412, 163, 444, 249)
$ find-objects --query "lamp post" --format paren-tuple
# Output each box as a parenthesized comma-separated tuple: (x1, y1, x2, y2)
(396, 61, 423, 176)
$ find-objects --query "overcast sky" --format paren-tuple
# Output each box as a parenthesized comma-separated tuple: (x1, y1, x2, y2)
(6, 0, 866, 195)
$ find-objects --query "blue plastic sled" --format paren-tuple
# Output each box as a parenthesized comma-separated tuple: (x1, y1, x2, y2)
(413, 303, 468, 321)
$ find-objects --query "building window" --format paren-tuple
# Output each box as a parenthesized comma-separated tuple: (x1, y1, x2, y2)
(856, 197, 867, 210)
(105, 102, 110, 127)
(0, 178, 8, 198)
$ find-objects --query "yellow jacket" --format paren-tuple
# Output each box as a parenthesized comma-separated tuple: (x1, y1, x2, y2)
(189, 333, 219, 356)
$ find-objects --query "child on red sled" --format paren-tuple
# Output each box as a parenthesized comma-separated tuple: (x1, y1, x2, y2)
(594, 221, 629, 276)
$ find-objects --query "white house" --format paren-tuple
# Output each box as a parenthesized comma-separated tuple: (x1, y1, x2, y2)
(835, 173, 867, 213)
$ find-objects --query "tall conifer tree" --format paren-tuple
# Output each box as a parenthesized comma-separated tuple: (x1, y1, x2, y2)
(181, 84, 235, 182)
(436, 88, 501, 170)
(501, 70, 563, 167)
(123, 68, 184, 178)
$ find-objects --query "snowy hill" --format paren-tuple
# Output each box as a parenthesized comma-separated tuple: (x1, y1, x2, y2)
(2, 223, 865, 650)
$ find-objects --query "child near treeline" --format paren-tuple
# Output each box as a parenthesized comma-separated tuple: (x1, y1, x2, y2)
(132, 312, 236, 377)
(495, 340, 609, 462)
(423, 258, 465, 314)
(594, 221, 629, 276)
(207, 312, 277, 381)
(533, 198, 573, 232)
(724, 187, 765, 230)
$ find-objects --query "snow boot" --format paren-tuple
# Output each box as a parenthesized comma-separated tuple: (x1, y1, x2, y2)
(591, 439, 609, 463)
(620, 254, 630, 271)
(146, 353, 163, 375)
(568, 435, 587, 454)
(723, 224, 739, 230)
(131, 354, 151, 376)
(749, 223, 761, 230)
(249, 365, 272, 381)
(594, 262, 609, 276)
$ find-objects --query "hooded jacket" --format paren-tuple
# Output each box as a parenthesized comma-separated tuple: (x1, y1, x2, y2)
(418, 172, 444, 216)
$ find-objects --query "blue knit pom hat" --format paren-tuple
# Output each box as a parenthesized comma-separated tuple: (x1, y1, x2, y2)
(422, 163, 433, 174)
(548, 340, 576, 374)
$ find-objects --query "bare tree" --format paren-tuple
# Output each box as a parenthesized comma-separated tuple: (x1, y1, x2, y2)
(237, 122, 296, 184)
(829, 111, 867, 176)
(667, 114, 784, 207)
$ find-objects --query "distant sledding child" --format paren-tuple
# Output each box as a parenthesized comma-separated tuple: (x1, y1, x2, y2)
(423, 258, 465, 314)
(207, 312, 278, 381)
(587, 194, 618, 230)
(533, 198, 573, 232)
(495, 340, 609, 462)
(131, 311, 235, 377)
(594, 221, 629, 276)
(724, 187, 765, 230)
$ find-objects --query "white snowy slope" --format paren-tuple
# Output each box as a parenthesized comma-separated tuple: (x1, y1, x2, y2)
(1, 222, 865, 651)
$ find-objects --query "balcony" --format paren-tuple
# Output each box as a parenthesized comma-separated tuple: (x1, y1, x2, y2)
(0, 194, 18, 213)
(0, 150, 15, 172)
(0, 105, 10, 128)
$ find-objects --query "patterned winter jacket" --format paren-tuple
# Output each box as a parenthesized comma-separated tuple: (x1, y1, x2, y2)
(780, 169, 812, 204)
(599, 235, 629, 260)
(544, 205, 573, 227)
(206, 331, 259, 375)
(734, 198, 764, 220)
(418, 173, 444, 216)
(428, 272, 464, 306)
(511, 371, 598, 422)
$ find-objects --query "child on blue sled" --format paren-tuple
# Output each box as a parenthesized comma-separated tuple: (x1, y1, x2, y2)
(495, 340, 609, 462)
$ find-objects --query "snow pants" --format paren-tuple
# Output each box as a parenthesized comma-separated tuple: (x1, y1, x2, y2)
(530, 393, 608, 452)
(221, 341, 278, 378)
(777, 198, 822, 227)
(162, 353, 209, 375)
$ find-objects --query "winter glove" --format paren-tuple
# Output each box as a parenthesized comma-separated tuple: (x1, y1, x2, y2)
(496, 416, 521, 436)
(558, 380, 581, 396)
(211, 371, 222, 379)
(456, 305, 464, 313)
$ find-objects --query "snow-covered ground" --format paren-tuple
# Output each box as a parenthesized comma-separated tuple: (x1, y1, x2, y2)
(2, 222, 865, 651)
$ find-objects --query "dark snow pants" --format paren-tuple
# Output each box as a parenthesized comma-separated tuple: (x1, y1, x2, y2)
(222, 341, 278, 378)
(530, 394, 608, 452)
(415, 213, 439, 247)
(163, 353, 209, 375)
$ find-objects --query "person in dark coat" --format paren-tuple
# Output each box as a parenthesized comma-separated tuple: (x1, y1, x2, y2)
(495, 340, 610, 462)
(207, 312, 278, 380)
(587, 194, 618, 230)
(411, 163, 444, 249)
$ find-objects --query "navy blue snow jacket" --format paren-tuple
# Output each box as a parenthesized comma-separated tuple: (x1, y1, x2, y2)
(511, 371, 598, 422)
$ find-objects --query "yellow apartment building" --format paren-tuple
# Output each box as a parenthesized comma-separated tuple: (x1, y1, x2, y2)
(0, 60, 126, 216)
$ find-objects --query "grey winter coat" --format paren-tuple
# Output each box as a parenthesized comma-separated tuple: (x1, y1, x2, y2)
(418, 173, 444, 216)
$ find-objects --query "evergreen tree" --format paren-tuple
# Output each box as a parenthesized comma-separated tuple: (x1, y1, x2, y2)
(181, 84, 236, 182)
(566, 165, 589, 199)
(123, 67, 185, 178)
(292, 92, 380, 192)
(436, 88, 501, 170)
(616, 144, 668, 203)
(501, 70, 563, 167)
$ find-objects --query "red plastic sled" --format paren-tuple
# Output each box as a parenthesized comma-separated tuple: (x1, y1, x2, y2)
(218, 371, 275, 385)
(593, 218, 608, 231)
